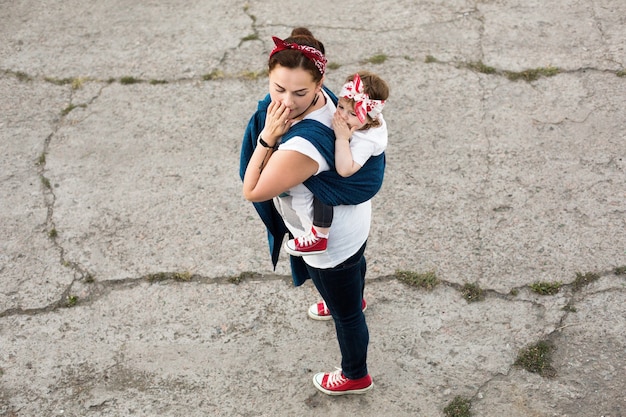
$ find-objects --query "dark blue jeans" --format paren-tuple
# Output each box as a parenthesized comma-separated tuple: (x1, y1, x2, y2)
(305, 242, 369, 379)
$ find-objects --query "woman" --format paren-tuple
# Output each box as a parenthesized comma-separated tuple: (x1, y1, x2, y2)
(240, 28, 385, 395)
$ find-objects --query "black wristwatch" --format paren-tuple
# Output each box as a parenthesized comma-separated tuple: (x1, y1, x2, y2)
(258, 134, 279, 150)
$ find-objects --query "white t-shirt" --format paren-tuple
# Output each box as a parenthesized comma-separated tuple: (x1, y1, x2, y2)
(350, 114, 388, 167)
(274, 91, 372, 269)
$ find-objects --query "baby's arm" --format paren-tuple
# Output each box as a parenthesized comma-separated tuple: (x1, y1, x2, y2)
(332, 112, 363, 177)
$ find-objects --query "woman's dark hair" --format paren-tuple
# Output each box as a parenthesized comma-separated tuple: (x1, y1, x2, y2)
(268, 27, 326, 83)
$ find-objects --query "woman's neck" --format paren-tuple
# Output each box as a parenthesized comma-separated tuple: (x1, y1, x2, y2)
(293, 91, 325, 120)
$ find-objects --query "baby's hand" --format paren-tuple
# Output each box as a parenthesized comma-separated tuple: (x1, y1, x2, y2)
(332, 111, 356, 142)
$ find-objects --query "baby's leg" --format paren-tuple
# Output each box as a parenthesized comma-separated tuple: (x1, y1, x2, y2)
(313, 197, 332, 237)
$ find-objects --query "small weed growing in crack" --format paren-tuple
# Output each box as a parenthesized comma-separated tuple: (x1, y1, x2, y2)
(461, 282, 484, 302)
(37, 153, 46, 166)
(572, 271, 600, 292)
(71, 77, 86, 90)
(614, 265, 626, 275)
(395, 270, 439, 290)
(514, 340, 556, 377)
(425, 55, 439, 63)
(530, 281, 562, 295)
(509, 288, 519, 296)
(203, 70, 224, 81)
(120, 76, 142, 85)
(366, 54, 387, 64)
(84, 273, 95, 283)
(48, 228, 58, 239)
(616, 70, 626, 78)
(228, 271, 255, 284)
(467, 61, 496, 74)
(444, 396, 472, 417)
(149, 79, 168, 85)
(65, 295, 78, 307)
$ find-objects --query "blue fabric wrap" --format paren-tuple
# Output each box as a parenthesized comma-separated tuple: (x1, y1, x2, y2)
(239, 86, 385, 286)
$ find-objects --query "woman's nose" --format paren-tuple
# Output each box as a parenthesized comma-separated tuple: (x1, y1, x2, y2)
(281, 94, 293, 107)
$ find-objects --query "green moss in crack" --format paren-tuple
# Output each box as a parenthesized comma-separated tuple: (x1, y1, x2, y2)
(241, 33, 259, 42)
(514, 340, 556, 377)
(366, 54, 387, 64)
(444, 396, 472, 417)
(45, 77, 74, 86)
(228, 271, 255, 285)
(120, 76, 142, 85)
(504, 66, 560, 82)
(48, 228, 58, 239)
(61, 103, 87, 116)
(468, 61, 496, 74)
(572, 271, 600, 292)
(530, 281, 562, 295)
(240, 70, 267, 80)
(425, 55, 439, 63)
(614, 265, 626, 275)
(202, 70, 224, 81)
(562, 304, 577, 313)
(461, 282, 484, 302)
(15, 71, 32, 81)
(395, 270, 439, 290)
(146, 271, 192, 283)
(40, 175, 51, 189)
(616, 70, 626, 78)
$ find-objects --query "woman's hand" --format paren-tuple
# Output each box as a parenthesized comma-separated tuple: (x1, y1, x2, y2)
(332, 111, 357, 142)
(261, 101, 294, 147)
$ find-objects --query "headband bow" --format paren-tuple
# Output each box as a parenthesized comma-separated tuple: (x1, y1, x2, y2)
(270, 36, 327, 76)
(339, 73, 385, 123)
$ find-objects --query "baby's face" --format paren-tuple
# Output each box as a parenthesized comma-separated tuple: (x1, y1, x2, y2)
(335, 98, 368, 130)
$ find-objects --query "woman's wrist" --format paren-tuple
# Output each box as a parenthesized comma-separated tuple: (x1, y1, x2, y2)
(258, 133, 279, 150)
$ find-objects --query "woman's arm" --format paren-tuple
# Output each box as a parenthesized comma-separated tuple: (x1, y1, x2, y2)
(243, 149, 318, 202)
(243, 100, 319, 202)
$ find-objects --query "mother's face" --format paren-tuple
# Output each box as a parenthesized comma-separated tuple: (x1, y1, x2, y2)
(268, 65, 322, 119)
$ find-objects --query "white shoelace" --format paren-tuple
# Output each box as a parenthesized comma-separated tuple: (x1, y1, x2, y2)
(295, 231, 320, 248)
(325, 368, 346, 388)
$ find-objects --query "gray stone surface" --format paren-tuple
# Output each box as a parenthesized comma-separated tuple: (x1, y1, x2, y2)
(1, 1, 625, 416)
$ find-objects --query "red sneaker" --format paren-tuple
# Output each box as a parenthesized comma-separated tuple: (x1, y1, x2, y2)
(308, 299, 367, 321)
(284, 227, 327, 256)
(313, 368, 373, 395)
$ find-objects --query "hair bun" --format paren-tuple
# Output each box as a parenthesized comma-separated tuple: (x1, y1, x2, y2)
(291, 27, 314, 37)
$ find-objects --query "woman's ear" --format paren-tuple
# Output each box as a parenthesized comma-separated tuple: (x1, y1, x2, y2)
(316, 76, 325, 93)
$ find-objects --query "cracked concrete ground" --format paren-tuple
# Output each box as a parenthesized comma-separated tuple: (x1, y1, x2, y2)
(1, 0, 625, 416)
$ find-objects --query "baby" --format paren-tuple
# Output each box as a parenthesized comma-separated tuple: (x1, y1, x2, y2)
(285, 71, 389, 256)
